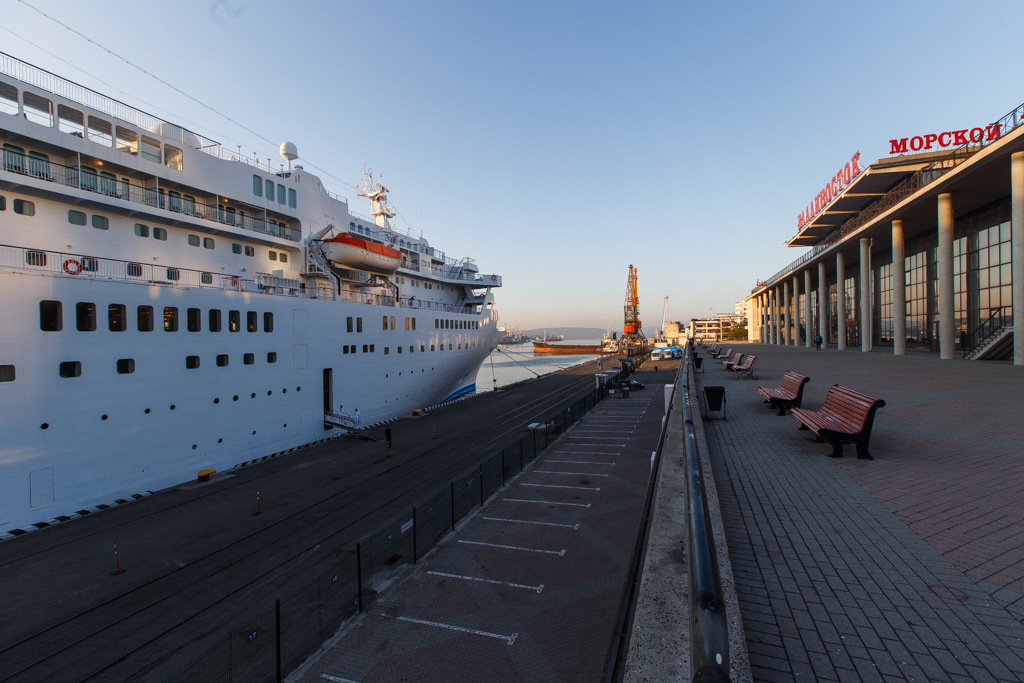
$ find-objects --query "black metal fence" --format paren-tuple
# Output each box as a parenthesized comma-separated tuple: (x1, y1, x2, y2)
(161, 381, 621, 683)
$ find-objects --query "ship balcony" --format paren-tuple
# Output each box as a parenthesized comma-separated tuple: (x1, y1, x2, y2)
(0, 148, 300, 242)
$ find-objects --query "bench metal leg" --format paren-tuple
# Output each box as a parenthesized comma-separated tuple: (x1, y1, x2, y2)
(797, 423, 809, 431)
(856, 441, 873, 460)
(823, 435, 843, 457)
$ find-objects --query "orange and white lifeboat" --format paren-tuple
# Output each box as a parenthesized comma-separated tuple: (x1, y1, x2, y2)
(322, 233, 402, 276)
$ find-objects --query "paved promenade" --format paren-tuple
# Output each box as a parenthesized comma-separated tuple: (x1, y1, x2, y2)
(0, 358, 623, 683)
(698, 344, 1024, 682)
(293, 363, 676, 683)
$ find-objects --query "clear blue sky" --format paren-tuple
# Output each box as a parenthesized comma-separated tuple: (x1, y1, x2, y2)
(6, 0, 1024, 334)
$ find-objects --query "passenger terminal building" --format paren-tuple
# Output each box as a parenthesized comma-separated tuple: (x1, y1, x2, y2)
(747, 104, 1024, 363)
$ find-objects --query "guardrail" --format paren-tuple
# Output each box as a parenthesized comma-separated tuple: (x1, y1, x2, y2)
(159, 385, 611, 683)
(683, 343, 731, 682)
(755, 99, 1024, 293)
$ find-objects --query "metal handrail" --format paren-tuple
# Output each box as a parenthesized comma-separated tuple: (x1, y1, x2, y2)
(962, 306, 1009, 358)
(683, 343, 731, 682)
(1, 149, 300, 241)
(755, 99, 1024, 294)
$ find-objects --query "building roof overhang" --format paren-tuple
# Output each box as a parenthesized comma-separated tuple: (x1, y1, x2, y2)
(787, 151, 951, 247)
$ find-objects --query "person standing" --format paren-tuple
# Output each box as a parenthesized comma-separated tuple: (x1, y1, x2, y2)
(814, 334, 822, 351)
(353, 408, 361, 429)
(385, 425, 392, 450)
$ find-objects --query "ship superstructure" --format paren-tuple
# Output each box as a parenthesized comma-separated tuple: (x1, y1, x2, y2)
(0, 52, 502, 531)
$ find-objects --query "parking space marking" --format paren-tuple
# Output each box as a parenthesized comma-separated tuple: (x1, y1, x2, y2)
(482, 516, 580, 529)
(458, 540, 566, 556)
(522, 483, 600, 491)
(504, 498, 591, 507)
(395, 615, 518, 645)
(427, 570, 545, 593)
(533, 470, 609, 477)
(546, 460, 616, 465)
(321, 675, 360, 683)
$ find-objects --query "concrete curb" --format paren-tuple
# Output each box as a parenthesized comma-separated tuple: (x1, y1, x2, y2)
(623, 358, 752, 683)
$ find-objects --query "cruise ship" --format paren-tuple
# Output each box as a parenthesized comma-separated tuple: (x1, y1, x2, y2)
(0, 52, 502, 533)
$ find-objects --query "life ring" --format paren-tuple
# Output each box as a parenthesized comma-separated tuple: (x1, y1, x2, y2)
(447, 305, 452, 312)
(491, 275, 496, 282)
(63, 259, 82, 275)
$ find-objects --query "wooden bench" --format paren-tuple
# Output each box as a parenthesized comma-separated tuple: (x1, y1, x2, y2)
(757, 371, 809, 415)
(730, 355, 757, 380)
(722, 352, 743, 369)
(711, 347, 732, 360)
(791, 385, 886, 459)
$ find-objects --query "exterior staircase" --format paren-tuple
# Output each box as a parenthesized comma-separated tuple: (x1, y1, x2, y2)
(964, 325, 1013, 360)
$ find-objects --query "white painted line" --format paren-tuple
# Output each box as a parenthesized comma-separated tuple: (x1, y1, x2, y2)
(483, 516, 580, 529)
(547, 460, 616, 465)
(427, 570, 545, 593)
(396, 615, 518, 645)
(459, 540, 566, 556)
(504, 498, 591, 507)
(533, 470, 609, 477)
(321, 675, 360, 683)
(522, 483, 600, 491)
(553, 450, 622, 454)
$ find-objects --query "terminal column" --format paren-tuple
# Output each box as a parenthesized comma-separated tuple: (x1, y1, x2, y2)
(837, 252, 847, 350)
(938, 193, 955, 360)
(892, 220, 906, 356)
(818, 261, 827, 348)
(783, 280, 791, 345)
(770, 286, 778, 344)
(804, 270, 812, 348)
(792, 275, 800, 345)
(1012, 152, 1024, 365)
(860, 238, 872, 352)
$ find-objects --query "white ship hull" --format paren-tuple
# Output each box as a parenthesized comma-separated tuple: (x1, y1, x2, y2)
(0, 52, 503, 532)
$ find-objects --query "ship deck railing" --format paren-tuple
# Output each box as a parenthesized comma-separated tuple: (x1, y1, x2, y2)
(0, 149, 300, 242)
(1, 241, 484, 314)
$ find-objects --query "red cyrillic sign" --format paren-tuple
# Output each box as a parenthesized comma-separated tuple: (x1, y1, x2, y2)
(889, 124, 1002, 155)
(797, 151, 862, 230)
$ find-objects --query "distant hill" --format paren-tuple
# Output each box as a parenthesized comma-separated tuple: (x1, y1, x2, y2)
(522, 327, 609, 340)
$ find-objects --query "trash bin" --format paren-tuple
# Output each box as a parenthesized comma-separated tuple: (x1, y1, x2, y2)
(622, 385, 630, 399)
(694, 356, 703, 369)
(703, 386, 726, 420)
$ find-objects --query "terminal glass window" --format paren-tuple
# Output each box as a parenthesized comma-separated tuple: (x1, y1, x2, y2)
(905, 249, 933, 345)
(874, 261, 893, 347)
(967, 221, 1012, 334)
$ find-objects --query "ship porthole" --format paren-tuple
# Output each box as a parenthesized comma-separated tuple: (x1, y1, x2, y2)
(40, 423, 49, 430)
(282, 388, 287, 394)
(102, 415, 108, 421)
(233, 395, 239, 401)
(170, 405, 176, 410)
(145, 408, 151, 414)
(283, 423, 287, 428)
(296, 386, 301, 391)
(251, 393, 256, 398)
(191, 444, 197, 450)
(252, 430, 256, 435)
(218, 438, 223, 443)
(214, 398, 220, 404)
(267, 390, 272, 396)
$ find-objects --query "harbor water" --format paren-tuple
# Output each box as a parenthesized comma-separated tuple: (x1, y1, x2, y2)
(475, 340, 612, 389)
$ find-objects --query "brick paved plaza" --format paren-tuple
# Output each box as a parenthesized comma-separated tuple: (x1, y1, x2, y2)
(698, 343, 1024, 682)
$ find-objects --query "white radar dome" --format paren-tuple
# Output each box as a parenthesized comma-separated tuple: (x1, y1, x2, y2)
(279, 141, 298, 161)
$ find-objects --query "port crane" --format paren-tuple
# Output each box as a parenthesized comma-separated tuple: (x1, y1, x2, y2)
(618, 265, 649, 356)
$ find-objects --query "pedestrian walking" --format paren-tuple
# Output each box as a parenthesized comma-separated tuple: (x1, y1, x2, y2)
(959, 330, 967, 349)
(814, 334, 822, 351)
(353, 408, 361, 429)
(385, 425, 392, 450)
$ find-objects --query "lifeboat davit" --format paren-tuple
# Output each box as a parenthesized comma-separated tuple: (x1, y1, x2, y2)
(321, 233, 402, 276)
